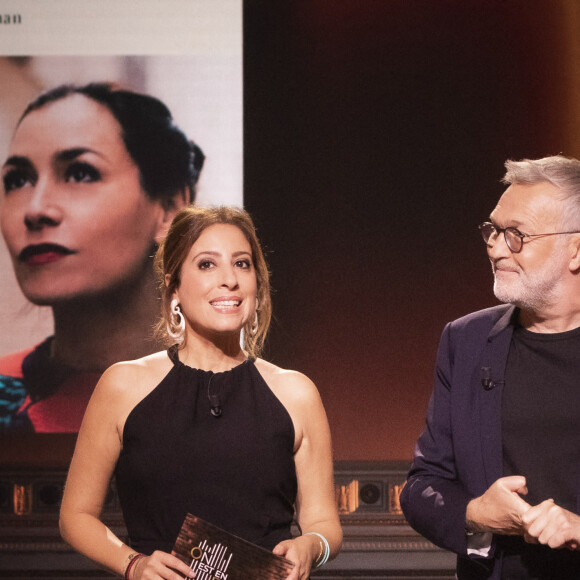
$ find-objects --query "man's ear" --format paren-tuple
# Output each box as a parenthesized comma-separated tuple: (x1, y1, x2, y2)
(154, 187, 189, 240)
(568, 235, 580, 273)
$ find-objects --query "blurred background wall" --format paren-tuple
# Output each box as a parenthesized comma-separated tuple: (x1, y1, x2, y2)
(243, 0, 580, 461)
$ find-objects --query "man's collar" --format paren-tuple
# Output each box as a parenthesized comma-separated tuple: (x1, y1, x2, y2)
(488, 305, 518, 340)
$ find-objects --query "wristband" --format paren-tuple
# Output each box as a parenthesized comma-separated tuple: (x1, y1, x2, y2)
(124, 553, 145, 580)
(305, 532, 330, 568)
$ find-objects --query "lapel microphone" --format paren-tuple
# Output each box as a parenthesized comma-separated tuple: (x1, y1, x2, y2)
(207, 375, 222, 417)
(209, 395, 222, 417)
(480, 367, 504, 391)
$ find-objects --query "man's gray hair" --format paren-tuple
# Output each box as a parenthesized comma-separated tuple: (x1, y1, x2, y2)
(502, 155, 580, 229)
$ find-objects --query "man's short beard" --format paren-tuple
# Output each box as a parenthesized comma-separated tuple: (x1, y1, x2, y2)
(492, 240, 568, 312)
(493, 277, 559, 311)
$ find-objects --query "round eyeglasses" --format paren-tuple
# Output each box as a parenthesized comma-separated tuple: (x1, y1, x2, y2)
(478, 222, 580, 254)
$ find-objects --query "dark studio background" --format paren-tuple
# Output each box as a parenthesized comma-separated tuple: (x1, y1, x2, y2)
(243, 0, 580, 461)
(2, 0, 579, 467)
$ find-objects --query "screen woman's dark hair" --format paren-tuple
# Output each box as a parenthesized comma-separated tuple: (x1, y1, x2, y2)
(20, 82, 205, 204)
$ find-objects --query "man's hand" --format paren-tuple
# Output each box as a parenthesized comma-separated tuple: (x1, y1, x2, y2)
(466, 476, 531, 535)
(522, 499, 580, 550)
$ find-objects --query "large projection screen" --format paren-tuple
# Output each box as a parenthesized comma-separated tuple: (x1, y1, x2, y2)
(0, 0, 242, 439)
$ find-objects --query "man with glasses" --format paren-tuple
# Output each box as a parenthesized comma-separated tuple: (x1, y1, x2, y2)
(401, 155, 580, 579)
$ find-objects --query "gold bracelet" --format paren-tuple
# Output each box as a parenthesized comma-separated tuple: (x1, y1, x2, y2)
(305, 532, 330, 568)
(313, 537, 324, 565)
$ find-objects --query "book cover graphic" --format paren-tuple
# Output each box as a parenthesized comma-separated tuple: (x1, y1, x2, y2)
(171, 513, 294, 580)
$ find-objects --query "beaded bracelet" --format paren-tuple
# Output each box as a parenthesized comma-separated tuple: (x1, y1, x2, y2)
(124, 553, 145, 580)
(305, 532, 330, 568)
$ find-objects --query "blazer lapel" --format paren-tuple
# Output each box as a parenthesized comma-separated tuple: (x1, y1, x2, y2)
(478, 306, 516, 487)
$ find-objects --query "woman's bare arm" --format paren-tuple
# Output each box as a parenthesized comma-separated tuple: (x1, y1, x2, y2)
(258, 362, 342, 580)
(59, 360, 194, 579)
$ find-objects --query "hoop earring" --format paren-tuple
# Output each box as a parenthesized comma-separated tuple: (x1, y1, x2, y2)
(251, 310, 259, 336)
(167, 298, 185, 342)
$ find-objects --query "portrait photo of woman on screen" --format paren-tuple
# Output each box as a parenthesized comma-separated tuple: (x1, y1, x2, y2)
(0, 82, 205, 433)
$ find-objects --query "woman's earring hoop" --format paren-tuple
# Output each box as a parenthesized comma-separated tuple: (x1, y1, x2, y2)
(167, 298, 185, 342)
(251, 310, 259, 336)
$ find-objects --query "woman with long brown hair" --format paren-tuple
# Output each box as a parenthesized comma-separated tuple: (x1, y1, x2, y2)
(60, 206, 342, 580)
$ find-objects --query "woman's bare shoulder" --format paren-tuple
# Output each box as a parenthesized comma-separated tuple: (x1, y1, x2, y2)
(95, 350, 173, 398)
(253, 359, 329, 450)
(254, 358, 319, 401)
(85, 350, 174, 434)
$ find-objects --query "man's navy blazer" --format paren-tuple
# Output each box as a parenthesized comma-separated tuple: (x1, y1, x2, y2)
(400, 304, 519, 579)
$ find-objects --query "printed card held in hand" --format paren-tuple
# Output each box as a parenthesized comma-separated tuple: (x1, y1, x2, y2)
(171, 513, 295, 580)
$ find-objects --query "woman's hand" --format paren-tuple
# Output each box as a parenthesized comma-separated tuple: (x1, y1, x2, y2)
(273, 535, 319, 580)
(131, 551, 195, 580)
